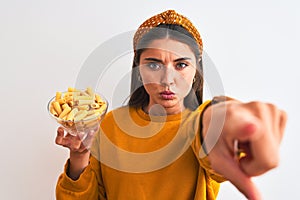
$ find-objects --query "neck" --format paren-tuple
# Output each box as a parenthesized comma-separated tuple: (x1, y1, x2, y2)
(143, 103, 185, 116)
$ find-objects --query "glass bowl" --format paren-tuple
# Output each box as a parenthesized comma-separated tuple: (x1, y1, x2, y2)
(47, 90, 108, 138)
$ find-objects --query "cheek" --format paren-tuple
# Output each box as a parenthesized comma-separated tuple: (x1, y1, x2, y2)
(177, 70, 196, 95)
(139, 69, 161, 95)
(180, 69, 196, 86)
(184, 74, 195, 85)
(142, 83, 159, 98)
(140, 71, 161, 84)
(140, 71, 156, 83)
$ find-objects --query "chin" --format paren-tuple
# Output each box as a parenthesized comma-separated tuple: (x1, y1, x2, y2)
(159, 100, 180, 109)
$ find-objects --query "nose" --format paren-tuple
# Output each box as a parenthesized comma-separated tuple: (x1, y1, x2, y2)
(160, 65, 175, 87)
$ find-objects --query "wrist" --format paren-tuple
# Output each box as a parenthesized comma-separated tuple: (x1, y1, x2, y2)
(199, 102, 211, 155)
(200, 96, 233, 154)
(68, 151, 90, 180)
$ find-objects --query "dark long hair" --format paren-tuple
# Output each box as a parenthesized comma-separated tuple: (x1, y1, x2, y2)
(128, 24, 203, 110)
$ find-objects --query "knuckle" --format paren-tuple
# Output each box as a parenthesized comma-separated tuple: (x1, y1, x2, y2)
(262, 158, 279, 171)
(249, 100, 270, 108)
(280, 110, 288, 121)
(258, 156, 279, 174)
(247, 100, 261, 106)
(245, 161, 279, 177)
(245, 101, 263, 112)
(245, 101, 279, 119)
(55, 137, 63, 145)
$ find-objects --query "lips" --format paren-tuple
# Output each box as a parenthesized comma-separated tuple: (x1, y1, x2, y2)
(160, 91, 175, 100)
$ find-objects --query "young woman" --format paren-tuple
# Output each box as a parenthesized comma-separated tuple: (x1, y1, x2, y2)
(55, 10, 286, 200)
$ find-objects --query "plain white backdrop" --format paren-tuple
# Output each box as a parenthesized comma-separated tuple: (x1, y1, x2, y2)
(0, 0, 299, 199)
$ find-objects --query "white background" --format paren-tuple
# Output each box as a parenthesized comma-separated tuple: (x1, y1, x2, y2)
(0, 0, 299, 199)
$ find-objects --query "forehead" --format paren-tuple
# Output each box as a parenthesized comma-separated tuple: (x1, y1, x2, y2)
(141, 39, 196, 60)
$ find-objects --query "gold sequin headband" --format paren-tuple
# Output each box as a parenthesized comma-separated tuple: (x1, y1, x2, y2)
(133, 10, 203, 54)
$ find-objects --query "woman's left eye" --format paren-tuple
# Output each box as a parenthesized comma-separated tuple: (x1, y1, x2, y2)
(176, 62, 188, 70)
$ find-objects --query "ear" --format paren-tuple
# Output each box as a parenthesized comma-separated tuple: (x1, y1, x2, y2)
(198, 57, 202, 63)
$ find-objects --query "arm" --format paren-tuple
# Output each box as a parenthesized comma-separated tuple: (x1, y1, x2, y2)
(55, 127, 92, 180)
(201, 98, 287, 200)
(55, 127, 107, 200)
(56, 156, 105, 200)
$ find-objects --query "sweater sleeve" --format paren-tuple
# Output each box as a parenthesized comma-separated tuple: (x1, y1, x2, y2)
(56, 155, 107, 200)
(193, 100, 227, 183)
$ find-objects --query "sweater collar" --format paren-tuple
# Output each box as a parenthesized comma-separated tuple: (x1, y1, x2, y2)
(135, 107, 191, 122)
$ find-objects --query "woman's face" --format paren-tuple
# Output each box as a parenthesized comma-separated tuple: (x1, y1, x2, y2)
(139, 38, 197, 114)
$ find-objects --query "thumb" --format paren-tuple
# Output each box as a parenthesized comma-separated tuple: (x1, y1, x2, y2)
(211, 152, 262, 200)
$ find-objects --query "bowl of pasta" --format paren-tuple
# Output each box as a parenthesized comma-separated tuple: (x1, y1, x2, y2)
(47, 87, 108, 137)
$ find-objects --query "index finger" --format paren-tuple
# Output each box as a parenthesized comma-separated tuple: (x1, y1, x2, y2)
(55, 127, 65, 145)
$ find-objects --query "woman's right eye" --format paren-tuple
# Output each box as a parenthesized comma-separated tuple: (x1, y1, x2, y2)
(146, 62, 162, 71)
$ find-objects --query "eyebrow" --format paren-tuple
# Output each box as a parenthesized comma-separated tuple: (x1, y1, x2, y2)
(143, 57, 192, 63)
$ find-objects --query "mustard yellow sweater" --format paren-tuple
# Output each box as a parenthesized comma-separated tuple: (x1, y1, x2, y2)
(56, 101, 225, 200)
